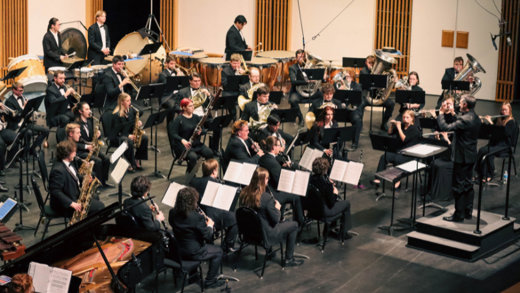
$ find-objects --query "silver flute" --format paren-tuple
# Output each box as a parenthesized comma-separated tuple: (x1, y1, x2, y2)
(422, 131, 454, 137)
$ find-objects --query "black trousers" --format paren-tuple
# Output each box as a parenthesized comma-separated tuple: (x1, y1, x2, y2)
(324, 200, 352, 237)
(273, 190, 303, 226)
(347, 110, 363, 144)
(475, 144, 506, 180)
(0, 130, 17, 170)
(174, 144, 213, 173)
(381, 98, 395, 127)
(288, 90, 323, 120)
(78, 151, 111, 185)
(53, 196, 105, 218)
(110, 135, 149, 166)
(275, 220, 298, 259)
(196, 244, 222, 282)
(452, 162, 475, 218)
(50, 114, 71, 128)
(205, 207, 238, 250)
(377, 152, 412, 172)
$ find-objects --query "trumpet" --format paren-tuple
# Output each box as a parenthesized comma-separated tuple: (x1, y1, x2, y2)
(0, 104, 17, 117)
(121, 68, 140, 92)
(64, 84, 81, 102)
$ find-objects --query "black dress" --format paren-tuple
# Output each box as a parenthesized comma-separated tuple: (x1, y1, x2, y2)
(109, 107, 149, 166)
(376, 123, 421, 172)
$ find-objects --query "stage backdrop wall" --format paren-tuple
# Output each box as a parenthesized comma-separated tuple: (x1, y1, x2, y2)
(177, 0, 255, 55)
(28, 0, 86, 56)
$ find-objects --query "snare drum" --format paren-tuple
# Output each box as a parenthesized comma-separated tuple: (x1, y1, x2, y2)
(256, 50, 296, 83)
(74, 67, 94, 79)
(7, 54, 48, 93)
(246, 57, 278, 88)
(199, 58, 226, 88)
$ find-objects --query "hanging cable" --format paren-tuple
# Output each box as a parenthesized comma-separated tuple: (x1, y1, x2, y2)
(308, 0, 357, 42)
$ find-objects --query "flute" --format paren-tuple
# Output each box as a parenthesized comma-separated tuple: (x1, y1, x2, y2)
(480, 115, 508, 119)
(422, 131, 454, 137)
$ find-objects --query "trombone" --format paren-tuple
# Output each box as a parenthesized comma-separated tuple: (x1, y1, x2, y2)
(238, 54, 248, 75)
(121, 68, 140, 92)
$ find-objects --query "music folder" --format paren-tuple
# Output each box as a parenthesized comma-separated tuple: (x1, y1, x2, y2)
(329, 159, 364, 186)
(299, 147, 324, 171)
(200, 181, 238, 211)
(162, 181, 187, 207)
(223, 160, 258, 185)
(278, 168, 310, 196)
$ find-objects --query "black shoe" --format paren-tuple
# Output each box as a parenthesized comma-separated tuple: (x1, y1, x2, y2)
(102, 182, 115, 188)
(127, 168, 136, 173)
(0, 170, 5, 177)
(370, 180, 380, 190)
(465, 214, 473, 220)
(284, 258, 304, 267)
(351, 143, 358, 151)
(443, 216, 464, 222)
(0, 185, 8, 193)
(0, 181, 5, 185)
(135, 166, 144, 171)
(205, 280, 225, 289)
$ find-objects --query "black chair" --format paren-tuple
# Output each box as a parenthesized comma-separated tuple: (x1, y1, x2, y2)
(234, 207, 284, 279)
(101, 110, 117, 155)
(115, 211, 139, 229)
(303, 185, 344, 252)
(498, 122, 519, 179)
(31, 177, 69, 241)
(163, 232, 204, 293)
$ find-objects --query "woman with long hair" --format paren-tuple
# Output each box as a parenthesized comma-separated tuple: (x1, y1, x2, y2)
(309, 105, 341, 159)
(239, 168, 304, 267)
(475, 102, 516, 182)
(168, 98, 213, 173)
(110, 93, 149, 172)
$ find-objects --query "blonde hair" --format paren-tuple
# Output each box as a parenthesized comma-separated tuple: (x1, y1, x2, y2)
(403, 110, 416, 125)
(95, 10, 106, 20)
(65, 123, 80, 138)
(498, 102, 514, 126)
(230, 53, 241, 62)
(113, 93, 131, 117)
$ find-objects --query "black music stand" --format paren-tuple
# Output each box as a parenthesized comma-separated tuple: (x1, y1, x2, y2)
(206, 114, 234, 153)
(225, 75, 250, 92)
(225, 50, 253, 61)
(106, 125, 133, 200)
(1, 67, 26, 82)
(375, 167, 410, 236)
(253, 91, 283, 104)
(271, 109, 299, 131)
(302, 68, 325, 81)
(291, 130, 309, 161)
(20, 96, 45, 181)
(419, 117, 438, 131)
(138, 42, 163, 109)
(395, 90, 425, 111)
(342, 57, 366, 68)
(136, 83, 166, 153)
(164, 75, 189, 93)
(143, 110, 172, 179)
(80, 93, 95, 110)
(214, 94, 237, 117)
(441, 80, 470, 92)
(369, 134, 401, 201)
(9, 145, 35, 232)
(478, 124, 507, 188)
(47, 99, 69, 126)
(322, 126, 355, 158)
(359, 74, 388, 133)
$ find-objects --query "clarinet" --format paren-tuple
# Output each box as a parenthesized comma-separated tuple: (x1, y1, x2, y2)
(266, 186, 283, 223)
(197, 205, 216, 233)
(148, 195, 168, 230)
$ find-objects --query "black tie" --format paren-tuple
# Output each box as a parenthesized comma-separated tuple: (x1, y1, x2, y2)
(100, 25, 104, 28)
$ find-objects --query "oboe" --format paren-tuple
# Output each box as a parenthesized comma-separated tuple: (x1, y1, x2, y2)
(147, 195, 168, 230)
(248, 137, 261, 153)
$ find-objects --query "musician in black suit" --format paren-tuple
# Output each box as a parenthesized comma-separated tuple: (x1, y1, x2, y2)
(71, 102, 112, 187)
(239, 168, 304, 267)
(359, 55, 395, 131)
(49, 140, 105, 217)
(222, 53, 246, 90)
(0, 122, 15, 183)
(437, 56, 464, 109)
(124, 176, 164, 231)
(158, 55, 183, 110)
(238, 67, 260, 98)
(189, 159, 237, 252)
(336, 69, 364, 150)
(45, 70, 75, 127)
(102, 55, 133, 112)
(258, 136, 303, 226)
(437, 95, 482, 222)
(309, 105, 341, 159)
(309, 84, 342, 113)
(257, 114, 293, 155)
(395, 71, 425, 122)
(224, 15, 252, 54)
(169, 187, 226, 289)
(240, 85, 277, 127)
(42, 18, 65, 72)
(174, 72, 212, 113)
(288, 49, 324, 125)
(223, 120, 264, 167)
(87, 11, 111, 65)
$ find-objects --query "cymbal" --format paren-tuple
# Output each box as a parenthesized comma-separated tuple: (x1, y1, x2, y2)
(61, 28, 87, 59)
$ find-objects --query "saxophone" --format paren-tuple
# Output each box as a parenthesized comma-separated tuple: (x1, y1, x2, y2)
(130, 105, 144, 148)
(91, 116, 104, 157)
(69, 160, 101, 226)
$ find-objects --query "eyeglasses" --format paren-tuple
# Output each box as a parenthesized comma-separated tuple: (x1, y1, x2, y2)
(14, 88, 24, 92)
(275, 144, 282, 147)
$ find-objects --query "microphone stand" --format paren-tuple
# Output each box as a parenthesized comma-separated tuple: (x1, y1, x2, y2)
(297, 0, 305, 50)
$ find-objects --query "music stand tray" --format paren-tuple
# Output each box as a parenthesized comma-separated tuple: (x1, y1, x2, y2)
(419, 118, 438, 130)
(441, 80, 470, 91)
(214, 95, 237, 113)
(165, 76, 190, 93)
(225, 75, 250, 92)
(321, 127, 355, 145)
(252, 91, 283, 104)
(271, 109, 299, 124)
(302, 69, 325, 81)
(342, 57, 366, 68)
(1, 67, 26, 81)
(359, 74, 388, 90)
(395, 90, 425, 105)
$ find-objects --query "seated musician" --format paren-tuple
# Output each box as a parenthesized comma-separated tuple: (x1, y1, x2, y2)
(158, 55, 183, 110)
(222, 53, 245, 92)
(338, 67, 363, 91)
(475, 102, 515, 182)
(239, 67, 261, 99)
(7, 273, 33, 293)
(257, 114, 294, 156)
(224, 120, 264, 166)
(437, 56, 464, 109)
(174, 72, 212, 114)
(49, 140, 105, 217)
(169, 187, 226, 289)
(168, 98, 213, 174)
(240, 85, 277, 137)
(110, 93, 148, 172)
(395, 71, 424, 121)
(190, 159, 238, 253)
(123, 176, 165, 231)
(45, 70, 75, 126)
(71, 102, 113, 187)
(258, 136, 303, 226)
(360, 55, 395, 131)
(309, 157, 353, 240)
(239, 167, 304, 267)
(103, 55, 133, 112)
(371, 110, 421, 189)
(338, 68, 364, 150)
(309, 105, 341, 159)
(64, 123, 100, 181)
(289, 49, 324, 125)
(309, 83, 342, 112)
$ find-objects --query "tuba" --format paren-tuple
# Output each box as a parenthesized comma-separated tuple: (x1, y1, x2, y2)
(444, 53, 486, 105)
(365, 50, 398, 106)
(190, 89, 209, 109)
(333, 71, 357, 111)
(130, 105, 145, 148)
(69, 160, 101, 226)
(296, 52, 323, 98)
(238, 83, 265, 111)
(305, 102, 337, 130)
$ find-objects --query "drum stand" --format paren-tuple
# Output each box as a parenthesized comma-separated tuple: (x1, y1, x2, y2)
(144, 0, 171, 51)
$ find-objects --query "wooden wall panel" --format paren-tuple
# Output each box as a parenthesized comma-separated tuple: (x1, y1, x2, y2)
(255, 0, 291, 51)
(0, 0, 28, 86)
(160, 0, 178, 51)
(495, 0, 519, 102)
(374, 0, 413, 79)
(85, 0, 103, 28)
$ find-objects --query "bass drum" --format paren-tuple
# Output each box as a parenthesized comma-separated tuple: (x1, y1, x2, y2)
(7, 54, 48, 93)
(114, 32, 166, 85)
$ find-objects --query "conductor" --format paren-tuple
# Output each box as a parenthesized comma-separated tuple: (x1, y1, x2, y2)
(224, 15, 252, 54)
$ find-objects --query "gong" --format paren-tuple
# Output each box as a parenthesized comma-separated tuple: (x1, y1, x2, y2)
(61, 27, 87, 59)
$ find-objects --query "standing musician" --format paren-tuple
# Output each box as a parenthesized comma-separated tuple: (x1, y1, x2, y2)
(168, 98, 213, 174)
(258, 136, 303, 226)
(123, 176, 165, 231)
(395, 71, 424, 121)
(224, 15, 252, 55)
(72, 102, 112, 187)
(309, 106, 341, 159)
(46, 70, 76, 125)
(337, 68, 364, 150)
(49, 140, 105, 217)
(437, 56, 464, 109)
(240, 85, 277, 130)
(169, 187, 226, 289)
(239, 167, 304, 267)
(289, 49, 324, 126)
(42, 17, 65, 73)
(360, 55, 395, 131)
(190, 159, 238, 253)
(437, 95, 481, 222)
(224, 120, 264, 166)
(371, 110, 421, 189)
(475, 102, 515, 182)
(103, 55, 133, 112)
(87, 11, 111, 65)
(257, 114, 294, 157)
(110, 93, 148, 172)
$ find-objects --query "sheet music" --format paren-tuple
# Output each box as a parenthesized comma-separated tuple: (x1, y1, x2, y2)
(29, 262, 51, 293)
(28, 262, 71, 293)
(292, 170, 310, 196)
(162, 182, 186, 207)
(330, 160, 348, 182)
(344, 161, 364, 185)
(200, 181, 220, 207)
(110, 141, 128, 164)
(278, 169, 295, 194)
(110, 158, 129, 185)
(223, 161, 257, 185)
(396, 161, 426, 172)
(238, 162, 257, 185)
(404, 145, 440, 156)
(47, 267, 72, 293)
(213, 184, 238, 211)
(223, 161, 242, 183)
(300, 148, 323, 171)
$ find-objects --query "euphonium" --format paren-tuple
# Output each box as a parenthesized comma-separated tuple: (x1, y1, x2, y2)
(121, 68, 140, 92)
(64, 84, 81, 102)
(305, 102, 337, 130)
(443, 53, 486, 105)
(365, 49, 398, 106)
(190, 88, 209, 109)
(130, 105, 144, 148)
(395, 76, 411, 90)
(238, 83, 265, 111)
(69, 160, 101, 226)
(333, 71, 348, 90)
(296, 52, 324, 98)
